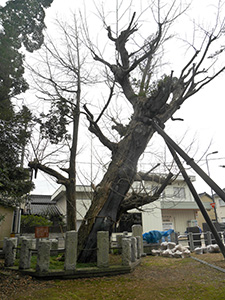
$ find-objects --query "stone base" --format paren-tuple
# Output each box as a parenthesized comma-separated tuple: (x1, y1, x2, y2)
(7, 259, 141, 280)
(143, 243, 160, 255)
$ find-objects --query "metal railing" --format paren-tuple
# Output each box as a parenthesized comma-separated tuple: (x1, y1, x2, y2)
(187, 231, 225, 251)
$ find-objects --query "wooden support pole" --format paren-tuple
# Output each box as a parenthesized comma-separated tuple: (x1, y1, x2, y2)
(163, 136, 225, 258)
(152, 120, 225, 203)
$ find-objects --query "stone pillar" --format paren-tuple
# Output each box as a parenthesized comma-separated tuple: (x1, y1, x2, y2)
(36, 238, 40, 250)
(132, 225, 143, 255)
(51, 239, 59, 256)
(170, 231, 178, 244)
(122, 238, 132, 266)
(4, 238, 17, 267)
(116, 235, 123, 254)
(136, 236, 142, 259)
(97, 231, 109, 268)
(19, 238, 32, 269)
(64, 231, 78, 271)
(17, 236, 27, 246)
(188, 232, 194, 251)
(131, 237, 137, 262)
(30, 239, 36, 250)
(36, 240, 51, 273)
(3, 237, 8, 254)
(206, 231, 212, 245)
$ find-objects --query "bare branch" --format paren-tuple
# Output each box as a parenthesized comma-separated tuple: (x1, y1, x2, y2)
(83, 104, 117, 152)
(95, 83, 115, 123)
(119, 172, 174, 213)
(128, 23, 162, 73)
(29, 160, 68, 185)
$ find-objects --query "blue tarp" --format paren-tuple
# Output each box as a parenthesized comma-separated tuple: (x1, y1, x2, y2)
(143, 229, 174, 244)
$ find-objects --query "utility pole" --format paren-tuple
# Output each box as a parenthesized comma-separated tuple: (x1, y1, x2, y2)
(206, 151, 218, 222)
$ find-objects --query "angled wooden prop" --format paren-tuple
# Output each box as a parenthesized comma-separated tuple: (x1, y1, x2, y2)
(152, 119, 225, 258)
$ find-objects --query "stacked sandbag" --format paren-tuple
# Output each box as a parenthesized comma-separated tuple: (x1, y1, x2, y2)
(151, 249, 161, 256)
(151, 241, 221, 257)
(151, 241, 191, 258)
(207, 244, 220, 253)
(194, 247, 203, 255)
(193, 244, 221, 254)
(161, 249, 173, 258)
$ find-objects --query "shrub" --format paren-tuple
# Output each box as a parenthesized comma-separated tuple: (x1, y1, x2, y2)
(21, 215, 53, 227)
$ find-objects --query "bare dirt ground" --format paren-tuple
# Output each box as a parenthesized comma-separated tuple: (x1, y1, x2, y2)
(0, 260, 54, 299)
(1, 253, 225, 300)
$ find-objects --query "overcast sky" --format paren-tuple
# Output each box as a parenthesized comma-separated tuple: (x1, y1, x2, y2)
(19, 0, 225, 196)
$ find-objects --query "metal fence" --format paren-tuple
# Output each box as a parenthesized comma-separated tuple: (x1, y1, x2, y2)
(187, 231, 225, 250)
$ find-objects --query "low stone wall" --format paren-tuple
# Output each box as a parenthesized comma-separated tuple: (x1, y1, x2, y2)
(3, 225, 144, 279)
(18, 233, 65, 247)
(20, 225, 66, 234)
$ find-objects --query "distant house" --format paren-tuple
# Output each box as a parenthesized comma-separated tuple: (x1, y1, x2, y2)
(51, 185, 92, 230)
(51, 174, 212, 234)
(213, 189, 225, 223)
(129, 174, 207, 234)
(196, 192, 215, 229)
(0, 194, 63, 248)
(24, 194, 62, 218)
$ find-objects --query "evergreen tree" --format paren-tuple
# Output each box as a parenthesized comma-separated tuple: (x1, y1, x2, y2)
(0, 0, 54, 202)
(0, 0, 54, 103)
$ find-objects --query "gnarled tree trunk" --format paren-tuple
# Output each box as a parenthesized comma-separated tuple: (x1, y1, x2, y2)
(78, 92, 172, 262)
(77, 7, 224, 261)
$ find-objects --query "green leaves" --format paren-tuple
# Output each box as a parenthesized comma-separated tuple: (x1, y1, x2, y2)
(40, 114, 68, 144)
(0, 1, 54, 203)
(21, 215, 52, 227)
(0, 0, 54, 52)
(38, 99, 72, 144)
(0, 105, 34, 202)
(0, 0, 54, 101)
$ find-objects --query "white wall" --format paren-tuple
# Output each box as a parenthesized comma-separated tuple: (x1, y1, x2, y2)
(53, 175, 196, 233)
(162, 209, 197, 234)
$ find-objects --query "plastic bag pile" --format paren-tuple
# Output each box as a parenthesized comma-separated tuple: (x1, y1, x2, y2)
(143, 229, 174, 244)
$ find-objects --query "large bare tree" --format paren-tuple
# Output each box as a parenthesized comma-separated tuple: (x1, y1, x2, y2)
(27, 1, 225, 262)
(77, 1, 225, 262)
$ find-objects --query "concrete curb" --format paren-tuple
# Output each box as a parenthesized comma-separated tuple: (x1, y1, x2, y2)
(191, 256, 225, 273)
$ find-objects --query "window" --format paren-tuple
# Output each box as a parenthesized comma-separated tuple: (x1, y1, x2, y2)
(219, 199, 225, 207)
(173, 187, 186, 199)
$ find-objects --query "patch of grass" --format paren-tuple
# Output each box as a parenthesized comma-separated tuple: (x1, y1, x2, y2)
(13, 255, 225, 300)
(142, 255, 190, 268)
(15, 255, 97, 270)
(49, 256, 64, 270)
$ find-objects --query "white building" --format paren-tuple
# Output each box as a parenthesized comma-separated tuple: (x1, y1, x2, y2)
(213, 189, 225, 223)
(51, 174, 213, 234)
(128, 174, 206, 234)
(51, 185, 92, 230)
